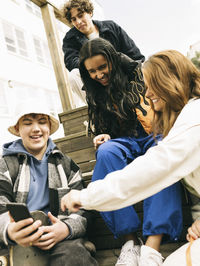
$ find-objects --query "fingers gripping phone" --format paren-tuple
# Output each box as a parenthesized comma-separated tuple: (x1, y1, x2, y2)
(6, 203, 38, 235)
(6, 203, 33, 222)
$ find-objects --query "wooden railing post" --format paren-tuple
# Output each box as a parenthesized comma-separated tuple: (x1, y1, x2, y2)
(41, 3, 75, 111)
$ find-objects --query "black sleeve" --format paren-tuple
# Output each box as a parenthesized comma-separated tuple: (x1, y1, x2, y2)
(62, 34, 80, 71)
(111, 21, 145, 62)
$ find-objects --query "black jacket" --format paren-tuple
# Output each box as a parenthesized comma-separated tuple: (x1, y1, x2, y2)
(62, 20, 145, 71)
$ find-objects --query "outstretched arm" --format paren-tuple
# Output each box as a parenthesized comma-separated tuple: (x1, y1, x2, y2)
(61, 190, 82, 213)
(62, 123, 200, 212)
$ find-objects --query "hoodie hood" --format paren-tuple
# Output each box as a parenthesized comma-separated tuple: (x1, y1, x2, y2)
(2, 138, 56, 159)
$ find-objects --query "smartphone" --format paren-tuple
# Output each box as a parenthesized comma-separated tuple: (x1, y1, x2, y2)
(6, 203, 38, 236)
(6, 203, 33, 222)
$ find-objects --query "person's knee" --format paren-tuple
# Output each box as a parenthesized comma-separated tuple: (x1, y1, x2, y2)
(50, 239, 96, 266)
(64, 240, 95, 265)
(97, 141, 120, 160)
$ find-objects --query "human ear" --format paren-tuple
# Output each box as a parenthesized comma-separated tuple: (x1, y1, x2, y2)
(14, 124, 19, 134)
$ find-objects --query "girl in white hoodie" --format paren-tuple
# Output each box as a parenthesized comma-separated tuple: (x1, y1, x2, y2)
(61, 50, 200, 265)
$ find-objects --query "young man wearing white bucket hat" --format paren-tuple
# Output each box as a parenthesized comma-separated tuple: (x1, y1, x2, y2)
(0, 100, 97, 265)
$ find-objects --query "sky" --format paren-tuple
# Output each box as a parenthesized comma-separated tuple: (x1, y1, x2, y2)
(96, 0, 200, 58)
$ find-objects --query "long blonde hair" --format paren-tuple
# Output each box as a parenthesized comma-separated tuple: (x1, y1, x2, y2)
(142, 50, 200, 137)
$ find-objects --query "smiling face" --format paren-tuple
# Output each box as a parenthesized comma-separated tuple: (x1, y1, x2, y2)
(84, 54, 111, 86)
(70, 8, 94, 36)
(16, 114, 50, 160)
(143, 72, 165, 112)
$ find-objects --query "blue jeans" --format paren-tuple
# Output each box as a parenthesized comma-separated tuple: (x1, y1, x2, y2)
(92, 135, 182, 241)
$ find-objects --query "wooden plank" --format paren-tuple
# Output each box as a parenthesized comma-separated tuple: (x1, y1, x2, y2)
(78, 160, 96, 173)
(40, 3, 74, 111)
(59, 106, 89, 135)
(54, 131, 86, 141)
(54, 133, 94, 153)
(68, 147, 96, 164)
(30, 0, 71, 27)
(30, 0, 46, 6)
(62, 117, 88, 135)
(59, 106, 88, 122)
(82, 171, 93, 180)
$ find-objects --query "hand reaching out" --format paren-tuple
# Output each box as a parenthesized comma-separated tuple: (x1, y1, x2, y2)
(93, 134, 111, 149)
(61, 190, 82, 213)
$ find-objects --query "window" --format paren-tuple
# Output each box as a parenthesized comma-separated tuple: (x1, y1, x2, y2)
(33, 36, 52, 66)
(15, 29, 28, 57)
(25, 0, 41, 18)
(2, 22, 28, 57)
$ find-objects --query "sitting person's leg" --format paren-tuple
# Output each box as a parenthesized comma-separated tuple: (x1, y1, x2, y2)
(49, 238, 98, 266)
(140, 182, 183, 266)
(163, 238, 200, 266)
(92, 138, 141, 238)
(92, 137, 148, 266)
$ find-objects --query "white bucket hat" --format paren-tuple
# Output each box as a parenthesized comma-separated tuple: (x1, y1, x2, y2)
(8, 100, 60, 136)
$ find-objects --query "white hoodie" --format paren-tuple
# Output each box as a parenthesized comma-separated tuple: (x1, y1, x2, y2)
(80, 98, 200, 213)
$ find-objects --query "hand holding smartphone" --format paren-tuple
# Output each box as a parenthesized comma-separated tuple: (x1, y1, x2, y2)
(6, 203, 39, 236)
(6, 203, 33, 222)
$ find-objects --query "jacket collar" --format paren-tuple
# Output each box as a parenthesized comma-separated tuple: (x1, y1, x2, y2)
(14, 146, 64, 163)
(67, 20, 109, 39)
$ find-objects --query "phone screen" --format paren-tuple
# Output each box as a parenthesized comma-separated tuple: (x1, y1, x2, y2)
(6, 203, 32, 222)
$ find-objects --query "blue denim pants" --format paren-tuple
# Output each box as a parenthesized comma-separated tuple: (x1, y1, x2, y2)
(92, 135, 182, 241)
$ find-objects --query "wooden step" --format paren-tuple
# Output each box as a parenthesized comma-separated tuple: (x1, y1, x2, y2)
(54, 132, 96, 167)
(59, 106, 89, 135)
(54, 131, 93, 153)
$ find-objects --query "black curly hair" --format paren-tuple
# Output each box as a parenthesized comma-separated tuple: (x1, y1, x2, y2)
(79, 38, 148, 138)
(62, 0, 94, 23)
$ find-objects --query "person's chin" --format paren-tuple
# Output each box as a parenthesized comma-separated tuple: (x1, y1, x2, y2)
(98, 80, 108, 86)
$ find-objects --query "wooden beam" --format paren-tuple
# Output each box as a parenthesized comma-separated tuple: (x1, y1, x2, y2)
(30, 0, 46, 6)
(41, 3, 75, 111)
(30, 0, 71, 27)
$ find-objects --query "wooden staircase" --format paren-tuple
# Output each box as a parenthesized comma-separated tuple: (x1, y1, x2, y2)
(54, 106, 193, 265)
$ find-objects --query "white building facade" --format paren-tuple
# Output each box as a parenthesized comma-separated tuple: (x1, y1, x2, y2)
(0, 0, 103, 150)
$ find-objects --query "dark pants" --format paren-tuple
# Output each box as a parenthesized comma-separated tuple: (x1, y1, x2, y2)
(49, 238, 98, 266)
